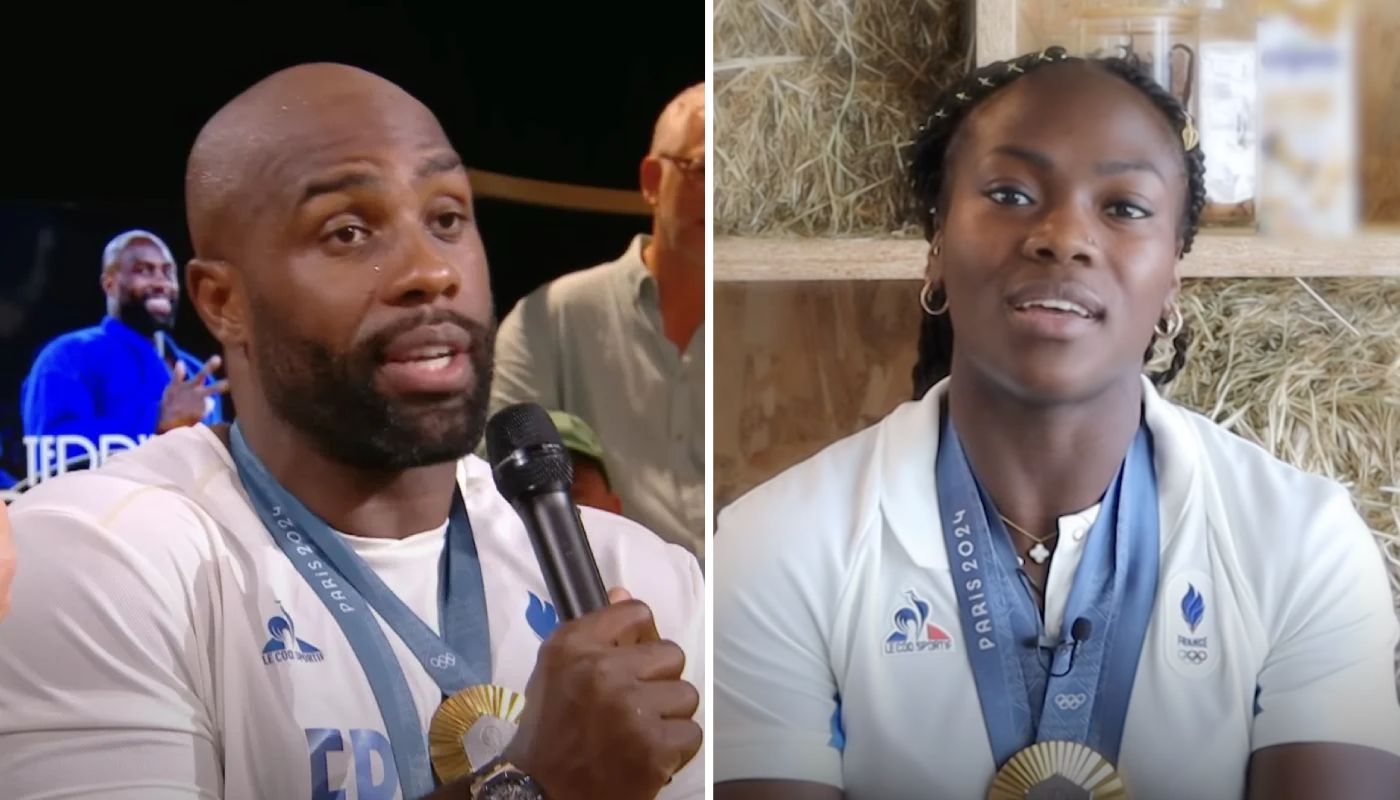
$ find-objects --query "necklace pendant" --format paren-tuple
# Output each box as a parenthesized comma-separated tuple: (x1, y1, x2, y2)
(1028, 542, 1051, 564)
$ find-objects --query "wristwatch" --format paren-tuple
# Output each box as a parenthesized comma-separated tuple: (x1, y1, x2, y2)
(468, 757, 543, 800)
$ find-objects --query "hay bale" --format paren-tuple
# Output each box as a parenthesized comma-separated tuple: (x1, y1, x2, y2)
(714, 0, 965, 235)
(1152, 278, 1400, 638)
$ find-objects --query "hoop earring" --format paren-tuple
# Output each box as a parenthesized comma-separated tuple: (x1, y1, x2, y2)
(920, 278, 949, 316)
(1155, 304, 1184, 339)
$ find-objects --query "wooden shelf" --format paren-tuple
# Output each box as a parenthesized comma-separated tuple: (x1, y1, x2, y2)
(713, 229, 1400, 282)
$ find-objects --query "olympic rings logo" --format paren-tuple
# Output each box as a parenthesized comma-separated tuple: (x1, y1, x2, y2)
(430, 653, 458, 669)
(1054, 693, 1088, 711)
(1178, 648, 1208, 665)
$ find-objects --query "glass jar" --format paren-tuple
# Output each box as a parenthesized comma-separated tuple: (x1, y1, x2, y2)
(1072, 2, 1259, 229)
(1075, 3, 1203, 115)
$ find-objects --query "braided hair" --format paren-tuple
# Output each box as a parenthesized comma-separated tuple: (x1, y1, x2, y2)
(909, 46, 1206, 400)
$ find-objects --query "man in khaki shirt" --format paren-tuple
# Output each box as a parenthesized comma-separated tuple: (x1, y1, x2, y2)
(491, 84, 705, 557)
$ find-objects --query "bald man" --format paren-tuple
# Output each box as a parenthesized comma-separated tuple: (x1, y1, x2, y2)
(0, 64, 703, 800)
(490, 85, 705, 558)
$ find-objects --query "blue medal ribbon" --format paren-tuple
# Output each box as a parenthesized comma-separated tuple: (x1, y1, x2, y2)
(936, 415, 1159, 768)
(229, 423, 491, 799)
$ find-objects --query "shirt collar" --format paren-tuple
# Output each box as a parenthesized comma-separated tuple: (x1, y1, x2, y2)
(101, 315, 190, 367)
(100, 315, 156, 349)
(879, 375, 1200, 568)
(1058, 504, 1102, 536)
(617, 234, 656, 305)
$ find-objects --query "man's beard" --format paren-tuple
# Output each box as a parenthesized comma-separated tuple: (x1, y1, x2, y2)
(250, 303, 496, 472)
(117, 290, 176, 335)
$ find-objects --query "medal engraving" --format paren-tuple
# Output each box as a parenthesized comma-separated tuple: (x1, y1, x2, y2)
(430, 684, 526, 783)
(463, 712, 517, 771)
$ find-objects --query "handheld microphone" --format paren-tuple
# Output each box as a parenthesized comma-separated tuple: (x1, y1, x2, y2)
(486, 402, 609, 621)
(1038, 617, 1093, 678)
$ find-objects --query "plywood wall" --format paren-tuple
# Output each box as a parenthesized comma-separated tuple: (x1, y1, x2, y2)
(1360, 0, 1400, 221)
(714, 280, 921, 509)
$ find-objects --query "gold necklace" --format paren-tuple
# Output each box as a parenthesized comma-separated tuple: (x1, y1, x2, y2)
(998, 514, 1058, 565)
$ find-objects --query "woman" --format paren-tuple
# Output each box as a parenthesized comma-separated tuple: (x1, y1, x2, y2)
(713, 47, 1400, 800)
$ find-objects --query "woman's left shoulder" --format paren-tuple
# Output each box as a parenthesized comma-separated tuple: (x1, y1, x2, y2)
(1163, 403, 1371, 547)
(1164, 400, 1349, 507)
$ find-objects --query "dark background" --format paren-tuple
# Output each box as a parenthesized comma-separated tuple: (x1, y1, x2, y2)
(0, 4, 702, 486)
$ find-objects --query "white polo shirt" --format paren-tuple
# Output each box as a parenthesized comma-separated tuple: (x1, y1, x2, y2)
(714, 377, 1400, 800)
(0, 425, 705, 800)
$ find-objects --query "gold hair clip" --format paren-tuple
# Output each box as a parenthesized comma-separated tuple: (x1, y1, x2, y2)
(1008, 63, 1024, 73)
(934, 108, 948, 119)
(956, 91, 970, 102)
(1039, 50, 1053, 62)
(1180, 111, 1200, 151)
(978, 77, 994, 87)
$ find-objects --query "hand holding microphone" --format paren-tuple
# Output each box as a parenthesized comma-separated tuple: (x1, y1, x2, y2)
(485, 404, 702, 800)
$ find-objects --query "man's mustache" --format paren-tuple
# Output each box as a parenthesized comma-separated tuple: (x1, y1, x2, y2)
(359, 309, 496, 362)
(131, 288, 178, 303)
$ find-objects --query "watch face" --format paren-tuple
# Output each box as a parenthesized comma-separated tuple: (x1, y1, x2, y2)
(479, 771, 541, 800)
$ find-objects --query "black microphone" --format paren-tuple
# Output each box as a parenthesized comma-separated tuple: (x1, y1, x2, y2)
(486, 402, 609, 621)
(1038, 617, 1093, 678)
(1070, 616, 1093, 645)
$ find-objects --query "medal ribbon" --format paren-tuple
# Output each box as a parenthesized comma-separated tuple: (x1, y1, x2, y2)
(230, 423, 492, 799)
(936, 416, 1159, 767)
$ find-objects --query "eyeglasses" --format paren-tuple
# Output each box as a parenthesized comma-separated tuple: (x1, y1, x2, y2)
(657, 154, 705, 179)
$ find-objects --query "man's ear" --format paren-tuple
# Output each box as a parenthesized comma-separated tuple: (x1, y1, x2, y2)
(639, 155, 662, 207)
(186, 258, 247, 347)
(99, 265, 116, 297)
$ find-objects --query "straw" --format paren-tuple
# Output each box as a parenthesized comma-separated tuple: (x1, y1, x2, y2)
(715, 0, 962, 235)
(1152, 278, 1400, 642)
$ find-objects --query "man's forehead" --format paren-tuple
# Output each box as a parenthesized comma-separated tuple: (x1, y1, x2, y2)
(655, 105, 705, 155)
(122, 240, 171, 262)
(186, 64, 455, 256)
(679, 105, 705, 144)
(252, 107, 451, 181)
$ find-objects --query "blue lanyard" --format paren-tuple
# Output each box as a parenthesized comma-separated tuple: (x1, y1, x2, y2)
(936, 417, 1159, 767)
(229, 423, 491, 799)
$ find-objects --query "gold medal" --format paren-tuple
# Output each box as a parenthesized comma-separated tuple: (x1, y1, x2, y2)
(428, 684, 526, 783)
(986, 741, 1129, 799)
